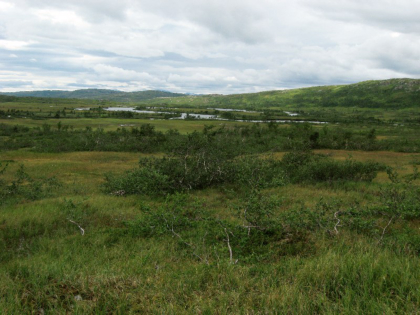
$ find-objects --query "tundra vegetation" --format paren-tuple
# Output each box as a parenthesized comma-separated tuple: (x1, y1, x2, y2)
(1, 79, 420, 313)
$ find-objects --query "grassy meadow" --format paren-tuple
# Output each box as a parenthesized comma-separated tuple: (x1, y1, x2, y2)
(1, 86, 420, 313)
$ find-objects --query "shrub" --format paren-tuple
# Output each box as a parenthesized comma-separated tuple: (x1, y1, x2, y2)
(282, 151, 385, 183)
(103, 154, 288, 195)
(103, 165, 173, 196)
(232, 155, 288, 189)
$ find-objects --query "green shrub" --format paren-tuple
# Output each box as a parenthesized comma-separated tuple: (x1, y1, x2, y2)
(103, 165, 173, 196)
(103, 153, 289, 195)
(282, 151, 385, 183)
(232, 155, 288, 189)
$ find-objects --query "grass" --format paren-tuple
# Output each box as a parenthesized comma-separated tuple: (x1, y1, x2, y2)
(1, 230, 419, 313)
(1, 89, 420, 313)
(1, 148, 420, 313)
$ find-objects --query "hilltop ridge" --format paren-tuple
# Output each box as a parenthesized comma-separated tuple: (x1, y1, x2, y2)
(146, 78, 420, 109)
(1, 78, 419, 109)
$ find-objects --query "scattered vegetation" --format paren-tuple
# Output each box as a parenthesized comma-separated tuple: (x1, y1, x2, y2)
(1, 79, 420, 313)
(0, 162, 61, 206)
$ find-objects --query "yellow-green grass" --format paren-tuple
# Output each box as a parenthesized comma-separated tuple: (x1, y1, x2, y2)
(1, 229, 419, 313)
(266, 150, 420, 210)
(1, 151, 139, 192)
(0, 100, 103, 111)
(273, 149, 420, 167)
(0, 102, 67, 112)
(315, 149, 420, 182)
(1, 149, 416, 226)
(2, 149, 418, 205)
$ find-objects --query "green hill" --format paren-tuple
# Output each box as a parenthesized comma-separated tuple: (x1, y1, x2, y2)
(145, 78, 420, 110)
(2, 79, 420, 109)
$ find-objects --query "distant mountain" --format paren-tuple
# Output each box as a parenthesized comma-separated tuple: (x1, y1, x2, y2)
(1, 89, 186, 102)
(2, 79, 419, 109)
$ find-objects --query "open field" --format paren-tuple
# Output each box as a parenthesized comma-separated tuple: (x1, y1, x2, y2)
(1, 89, 420, 313)
(1, 146, 420, 313)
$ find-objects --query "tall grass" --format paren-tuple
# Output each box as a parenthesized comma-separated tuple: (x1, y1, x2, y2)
(1, 148, 420, 313)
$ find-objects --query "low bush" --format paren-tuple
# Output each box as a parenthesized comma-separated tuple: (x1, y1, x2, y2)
(103, 164, 173, 196)
(282, 150, 386, 183)
(103, 155, 287, 195)
(104, 148, 385, 196)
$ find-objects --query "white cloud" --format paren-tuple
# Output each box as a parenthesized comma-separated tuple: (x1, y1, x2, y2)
(0, 1, 13, 10)
(35, 9, 90, 28)
(0, 40, 33, 50)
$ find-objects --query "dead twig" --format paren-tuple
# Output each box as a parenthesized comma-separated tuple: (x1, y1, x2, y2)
(333, 211, 341, 234)
(326, 211, 341, 235)
(378, 215, 395, 244)
(223, 227, 237, 265)
(68, 219, 85, 235)
(217, 220, 238, 264)
(241, 225, 261, 236)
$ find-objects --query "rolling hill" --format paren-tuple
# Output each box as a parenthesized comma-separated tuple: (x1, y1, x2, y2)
(143, 78, 420, 109)
(1, 78, 419, 109)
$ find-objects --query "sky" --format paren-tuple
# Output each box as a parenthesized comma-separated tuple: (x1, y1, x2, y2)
(0, 0, 419, 94)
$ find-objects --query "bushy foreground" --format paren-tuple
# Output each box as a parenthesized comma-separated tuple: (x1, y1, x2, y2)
(2, 187, 420, 313)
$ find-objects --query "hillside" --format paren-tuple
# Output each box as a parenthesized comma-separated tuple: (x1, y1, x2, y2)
(145, 78, 420, 109)
(2, 78, 420, 109)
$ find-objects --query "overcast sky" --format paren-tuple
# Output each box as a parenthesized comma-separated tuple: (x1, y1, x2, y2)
(0, 0, 419, 94)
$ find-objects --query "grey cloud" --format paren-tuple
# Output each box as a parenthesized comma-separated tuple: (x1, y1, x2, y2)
(361, 35, 420, 75)
(0, 0, 419, 94)
(302, 0, 420, 34)
(0, 80, 33, 88)
(14, 0, 130, 22)
(137, 0, 272, 44)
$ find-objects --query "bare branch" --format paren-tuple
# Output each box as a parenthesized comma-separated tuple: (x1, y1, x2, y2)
(241, 225, 262, 236)
(218, 220, 238, 264)
(68, 219, 85, 235)
(327, 211, 342, 235)
(224, 227, 237, 264)
(333, 211, 341, 234)
(378, 215, 395, 244)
